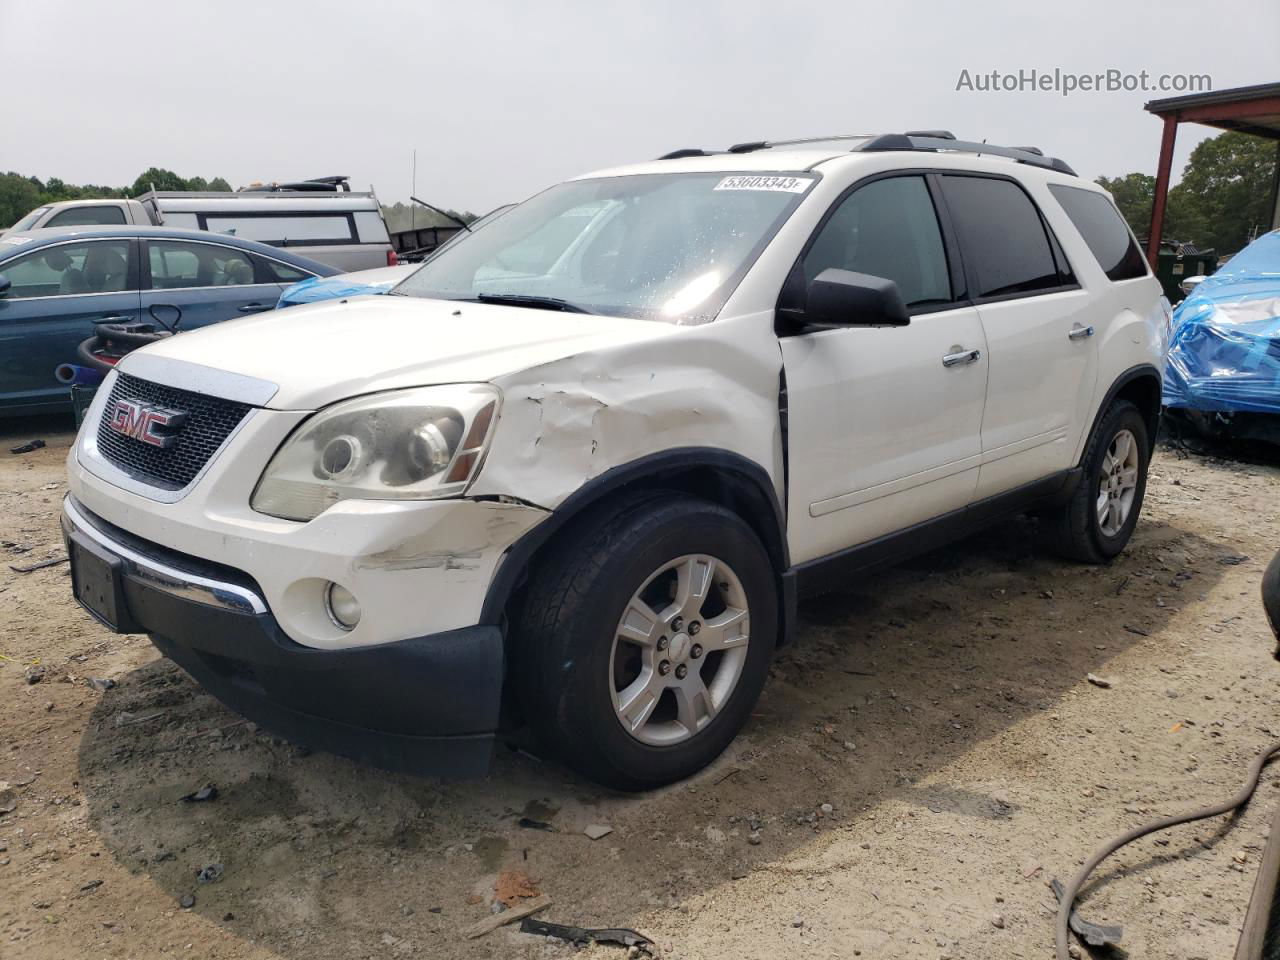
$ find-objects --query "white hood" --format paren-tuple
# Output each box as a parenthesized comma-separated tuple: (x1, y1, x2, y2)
(122, 295, 677, 409)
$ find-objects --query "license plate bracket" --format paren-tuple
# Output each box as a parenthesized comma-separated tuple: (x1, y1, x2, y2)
(68, 533, 140, 633)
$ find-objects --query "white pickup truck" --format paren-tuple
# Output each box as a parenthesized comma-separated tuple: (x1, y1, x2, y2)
(7, 183, 394, 271)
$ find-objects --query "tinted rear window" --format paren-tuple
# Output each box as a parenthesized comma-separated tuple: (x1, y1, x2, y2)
(941, 176, 1063, 299)
(1048, 184, 1148, 281)
(202, 214, 355, 246)
(46, 205, 127, 227)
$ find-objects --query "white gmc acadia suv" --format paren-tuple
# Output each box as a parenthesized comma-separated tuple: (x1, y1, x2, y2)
(62, 133, 1169, 790)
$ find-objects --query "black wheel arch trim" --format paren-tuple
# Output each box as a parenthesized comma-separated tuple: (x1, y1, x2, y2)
(478, 447, 789, 631)
(1085, 363, 1163, 458)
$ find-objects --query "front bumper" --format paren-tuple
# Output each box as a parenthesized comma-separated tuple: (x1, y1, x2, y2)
(61, 497, 504, 777)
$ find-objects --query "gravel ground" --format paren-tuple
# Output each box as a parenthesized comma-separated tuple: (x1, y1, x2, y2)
(2, 415, 1278, 960)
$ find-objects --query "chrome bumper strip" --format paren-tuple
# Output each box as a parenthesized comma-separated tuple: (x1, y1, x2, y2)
(60, 497, 268, 616)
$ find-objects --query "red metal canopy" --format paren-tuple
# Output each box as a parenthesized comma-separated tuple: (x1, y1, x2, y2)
(1144, 82, 1280, 265)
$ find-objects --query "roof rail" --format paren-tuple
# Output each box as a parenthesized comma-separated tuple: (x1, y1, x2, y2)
(656, 148, 720, 160)
(656, 133, 1076, 177)
(856, 134, 1076, 176)
(727, 134, 879, 154)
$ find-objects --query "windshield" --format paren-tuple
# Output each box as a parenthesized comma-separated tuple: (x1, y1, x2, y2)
(1217, 229, 1280, 278)
(10, 207, 51, 232)
(393, 172, 815, 323)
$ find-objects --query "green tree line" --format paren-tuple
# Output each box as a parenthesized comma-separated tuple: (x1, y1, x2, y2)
(0, 167, 230, 228)
(1097, 131, 1278, 255)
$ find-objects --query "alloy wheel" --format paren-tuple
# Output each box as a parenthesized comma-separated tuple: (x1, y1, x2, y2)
(609, 554, 750, 747)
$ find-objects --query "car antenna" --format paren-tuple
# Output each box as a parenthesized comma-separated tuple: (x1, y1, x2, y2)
(411, 196, 471, 232)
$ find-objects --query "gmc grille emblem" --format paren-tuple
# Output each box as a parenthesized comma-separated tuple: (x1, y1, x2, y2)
(107, 399, 188, 449)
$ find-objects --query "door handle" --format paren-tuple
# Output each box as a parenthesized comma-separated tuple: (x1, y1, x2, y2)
(941, 348, 981, 367)
(237, 303, 269, 313)
(95, 315, 133, 324)
(1068, 325, 1095, 340)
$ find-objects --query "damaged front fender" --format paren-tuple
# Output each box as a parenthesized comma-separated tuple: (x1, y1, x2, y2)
(471, 316, 785, 511)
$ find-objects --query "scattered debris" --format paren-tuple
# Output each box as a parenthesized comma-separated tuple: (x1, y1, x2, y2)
(1122, 625, 1149, 637)
(991, 913, 1005, 929)
(80, 879, 103, 893)
(1021, 860, 1042, 879)
(88, 677, 116, 692)
(178, 784, 218, 803)
(0, 784, 17, 816)
(24, 664, 46, 684)
(179, 893, 196, 909)
(1086, 674, 1113, 689)
(1218, 555, 1250, 565)
(494, 869, 541, 906)
(195, 863, 224, 884)
(819, 803, 834, 815)
(9, 439, 46, 455)
(583, 824, 614, 841)
(463, 894, 551, 940)
(521, 917, 653, 951)
(517, 817, 555, 831)
(9, 555, 68, 574)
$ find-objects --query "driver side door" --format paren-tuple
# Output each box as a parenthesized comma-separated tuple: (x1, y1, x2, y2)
(780, 174, 989, 566)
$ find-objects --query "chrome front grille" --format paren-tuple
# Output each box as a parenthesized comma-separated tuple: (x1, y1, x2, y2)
(95, 373, 252, 490)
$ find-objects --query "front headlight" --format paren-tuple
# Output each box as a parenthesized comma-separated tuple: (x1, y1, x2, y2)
(251, 384, 500, 521)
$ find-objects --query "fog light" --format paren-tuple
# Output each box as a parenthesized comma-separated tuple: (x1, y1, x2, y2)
(324, 582, 361, 630)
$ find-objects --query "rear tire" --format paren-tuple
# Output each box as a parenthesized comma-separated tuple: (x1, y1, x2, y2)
(1040, 399, 1150, 563)
(514, 493, 777, 791)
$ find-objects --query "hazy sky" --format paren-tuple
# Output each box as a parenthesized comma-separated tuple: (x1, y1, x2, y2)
(2, 0, 1276, 214)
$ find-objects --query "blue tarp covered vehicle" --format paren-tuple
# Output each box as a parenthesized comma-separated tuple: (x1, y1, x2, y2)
(1163, 229, 1280, 418)
(276, 263, 418, 308)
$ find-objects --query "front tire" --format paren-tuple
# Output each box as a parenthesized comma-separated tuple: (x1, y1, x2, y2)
(1041, 399, 1150, 563)
(514, 494, 777, 791)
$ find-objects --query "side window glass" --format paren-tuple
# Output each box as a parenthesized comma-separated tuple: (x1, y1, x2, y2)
(1048, 184, 1148, 281)
(45, 206, 127, 227)
(941, 176, 1062, 298)
(256, 256, 310, 283)
(799, 176, 952, 308)
(149, 241, 256, 289)
(0, 241, 130, 298)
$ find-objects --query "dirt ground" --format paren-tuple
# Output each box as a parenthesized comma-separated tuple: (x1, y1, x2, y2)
(2, 415, 1279, 960)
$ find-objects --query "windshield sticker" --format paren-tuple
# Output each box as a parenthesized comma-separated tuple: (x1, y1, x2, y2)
(714, 175, 814, 193)
(2, 236, 34, 245)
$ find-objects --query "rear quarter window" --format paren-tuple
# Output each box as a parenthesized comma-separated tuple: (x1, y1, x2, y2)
(1048, 184, 1149, 282)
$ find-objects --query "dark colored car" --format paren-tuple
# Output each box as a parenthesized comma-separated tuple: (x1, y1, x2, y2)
(0, 226, 337, 415)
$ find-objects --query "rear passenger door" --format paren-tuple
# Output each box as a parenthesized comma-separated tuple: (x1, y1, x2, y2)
(780, 174, 989, 564)
(939, 174, 1097, 499)
(142, 239, 284, 331)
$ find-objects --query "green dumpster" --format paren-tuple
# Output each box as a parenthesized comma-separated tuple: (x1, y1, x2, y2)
(1155, 246, 1216, 304)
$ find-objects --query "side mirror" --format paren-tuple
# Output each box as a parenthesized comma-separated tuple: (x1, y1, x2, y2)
(1179, 275, 1206, 296)
(0, 274, 10, 296)
(804, 269, 910, 328)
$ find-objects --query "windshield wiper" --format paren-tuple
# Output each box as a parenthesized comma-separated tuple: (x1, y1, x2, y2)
(472, 293, 589, 314)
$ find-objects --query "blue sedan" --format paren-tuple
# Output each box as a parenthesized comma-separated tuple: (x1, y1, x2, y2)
(0, 226, 336, 415)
